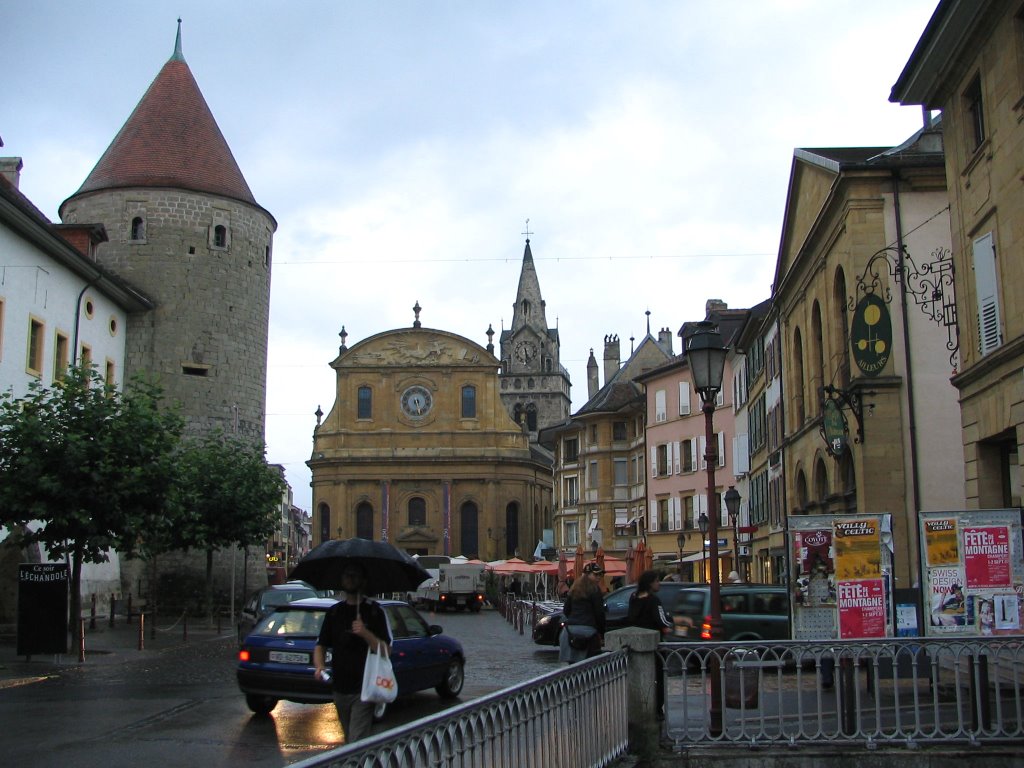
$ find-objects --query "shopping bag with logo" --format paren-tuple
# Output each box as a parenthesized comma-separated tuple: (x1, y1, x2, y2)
(360, 644, 398, 704)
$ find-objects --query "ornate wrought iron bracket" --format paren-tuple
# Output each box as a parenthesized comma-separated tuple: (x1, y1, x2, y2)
(850, 245, 959, 368)
(821, 385, 875, 451)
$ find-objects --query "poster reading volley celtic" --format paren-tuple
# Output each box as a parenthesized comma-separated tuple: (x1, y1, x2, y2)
(920, 510, 1024, 637)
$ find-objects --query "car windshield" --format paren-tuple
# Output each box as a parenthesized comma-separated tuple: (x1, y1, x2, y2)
(261, 589, 316, 609)
(253, 608, 326, 637)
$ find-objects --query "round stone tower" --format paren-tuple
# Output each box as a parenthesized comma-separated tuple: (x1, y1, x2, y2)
(58, 24, 276, 442)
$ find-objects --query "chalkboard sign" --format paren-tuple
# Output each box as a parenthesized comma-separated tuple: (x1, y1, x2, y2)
(17, 563, 69, 656)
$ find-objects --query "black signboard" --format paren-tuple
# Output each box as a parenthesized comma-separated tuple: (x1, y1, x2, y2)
(17, 563, 69, 656)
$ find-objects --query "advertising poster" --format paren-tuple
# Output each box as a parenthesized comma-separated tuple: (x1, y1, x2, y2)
(924, 517, 960, 566)
(928, 565, 967, 629)
(962, 526, 1011, 589)
(838, 578, 887, 639)
(796, 529, 833, 575)
(833, 517, 882, 580)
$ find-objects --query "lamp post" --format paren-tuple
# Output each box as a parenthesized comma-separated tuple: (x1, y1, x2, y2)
(685, 320, 728, 736)
(697, 512, 708, 582)
(676, 532, 686, 579)
(725, 485, 741, 581)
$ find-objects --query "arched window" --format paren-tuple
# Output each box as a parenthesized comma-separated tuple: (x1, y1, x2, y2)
(214, 224, 227, 248)
(833, 268, 851, 388)
(318, 502, 331, 543)
(409, 497, 426, 527)
(357, 386, 372, 419)
(526, 403, 538, 431)
(461, 385, 476, 418)
(130, 216, 145, 241)
(792, 327, 806, 427)
(813, 457, 829, 507)
(811, 301, 825, 415)
(505, 502, 520, 557)
(356, 501, 374, 540)
(795, 470, 808, 512)
(460, 501, 479, 558)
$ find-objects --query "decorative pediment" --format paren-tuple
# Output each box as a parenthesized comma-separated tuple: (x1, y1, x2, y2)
(343, 329, 494, 367)
(395, 527, 440, 545)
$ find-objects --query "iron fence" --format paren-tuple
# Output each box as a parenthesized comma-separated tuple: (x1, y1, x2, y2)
(289, 650, 629, 768)
(661, 637, 1024, 749)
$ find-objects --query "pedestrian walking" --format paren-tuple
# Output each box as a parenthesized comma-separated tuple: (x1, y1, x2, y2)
(559, 562, 606, 663)
(313, 564, 392, 744)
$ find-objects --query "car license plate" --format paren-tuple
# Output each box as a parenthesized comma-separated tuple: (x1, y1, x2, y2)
(269, 651, 309, 664)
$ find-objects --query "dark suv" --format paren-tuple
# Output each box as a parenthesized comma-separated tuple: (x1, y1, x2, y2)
(666, 584, 790, 642)
(532, 582, 696, 646)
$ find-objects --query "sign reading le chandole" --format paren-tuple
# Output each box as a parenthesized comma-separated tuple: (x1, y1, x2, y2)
(850, 294, 892, 377)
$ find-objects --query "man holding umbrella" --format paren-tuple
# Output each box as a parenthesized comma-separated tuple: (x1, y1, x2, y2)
(313, 564, 391, 743)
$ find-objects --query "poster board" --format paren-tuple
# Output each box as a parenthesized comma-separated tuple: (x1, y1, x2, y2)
(788, 514, 894, 640)
(920, 509, 1024, 637)
(17, 563, 69, 656)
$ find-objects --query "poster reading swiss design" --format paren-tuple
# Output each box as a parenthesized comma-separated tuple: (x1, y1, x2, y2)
(963, 526, 1012, 589)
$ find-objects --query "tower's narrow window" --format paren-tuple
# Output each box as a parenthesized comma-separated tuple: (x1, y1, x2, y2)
(130, 216, 145, 241)
(214, 224, 227, 248)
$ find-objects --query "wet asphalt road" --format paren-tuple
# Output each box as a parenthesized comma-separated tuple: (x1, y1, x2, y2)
(1, 606, 560, 768)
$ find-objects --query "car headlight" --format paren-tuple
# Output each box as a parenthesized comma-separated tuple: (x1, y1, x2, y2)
(536, 615, 555, 628)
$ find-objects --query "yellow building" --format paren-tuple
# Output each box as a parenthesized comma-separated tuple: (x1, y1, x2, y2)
(309, 321, 552, 560)
(772, 125, 961, 589)
(892, 1, 1024, 510)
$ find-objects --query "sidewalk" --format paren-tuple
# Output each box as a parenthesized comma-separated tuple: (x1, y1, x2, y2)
(0, 614, 233, 687)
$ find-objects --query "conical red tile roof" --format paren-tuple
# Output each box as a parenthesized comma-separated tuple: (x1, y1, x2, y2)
(67, 33, 256, 207)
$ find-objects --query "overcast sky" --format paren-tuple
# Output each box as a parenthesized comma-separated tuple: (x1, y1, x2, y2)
(3, 1, 939, 512)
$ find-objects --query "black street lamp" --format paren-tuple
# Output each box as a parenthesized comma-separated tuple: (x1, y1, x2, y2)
(676, 531, 686, 579)
(685, 320, 728, 736)
(725, 485, 742, 581)
(697, 512, 708, 582)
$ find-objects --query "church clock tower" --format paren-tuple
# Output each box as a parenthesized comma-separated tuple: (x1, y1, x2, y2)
(498, 236, 571, 439)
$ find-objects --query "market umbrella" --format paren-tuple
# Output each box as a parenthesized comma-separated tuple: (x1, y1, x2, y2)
(625, 544, 635, 584)
(594, 546, 606, 572)
(573, 543, 584, 582)
(290, 538, 429, 595)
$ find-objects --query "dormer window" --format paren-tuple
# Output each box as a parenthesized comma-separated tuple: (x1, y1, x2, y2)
(130, 216, 145, 241)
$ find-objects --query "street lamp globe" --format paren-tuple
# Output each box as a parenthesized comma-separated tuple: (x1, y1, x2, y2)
(685, 320, 727, 401)
(697, 512, 708, 536)
(724, 486, 741, 521)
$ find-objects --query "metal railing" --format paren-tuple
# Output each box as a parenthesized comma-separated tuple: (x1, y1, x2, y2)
(289, 650, 629, 768)
(661, 637, 1024, 749)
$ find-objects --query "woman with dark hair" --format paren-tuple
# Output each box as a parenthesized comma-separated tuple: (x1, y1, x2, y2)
(628, 569, 672, 720)
(628, 570, 673, 635)
(559, 563, 606, 663)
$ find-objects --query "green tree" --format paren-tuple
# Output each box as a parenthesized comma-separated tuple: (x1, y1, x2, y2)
(173, 432, 285, 621)
(0, 366, 182, 650)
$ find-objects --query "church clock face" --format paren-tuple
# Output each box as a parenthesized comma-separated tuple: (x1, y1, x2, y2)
(401, 385, 433, 419)
(514, 340, 537, 364)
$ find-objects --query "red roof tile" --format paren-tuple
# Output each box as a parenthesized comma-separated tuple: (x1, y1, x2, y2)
(68, 52, 256, 206)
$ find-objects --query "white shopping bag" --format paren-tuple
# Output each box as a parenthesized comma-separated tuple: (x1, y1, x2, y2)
(360, 644, 398, 704)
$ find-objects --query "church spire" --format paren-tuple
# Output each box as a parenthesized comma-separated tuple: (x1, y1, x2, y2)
(172, 18, 184, 62)
(511, 236, 548, 334)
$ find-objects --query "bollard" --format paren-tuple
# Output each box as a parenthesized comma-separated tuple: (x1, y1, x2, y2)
(138, 613, 145, 651)
(183, 613, 188, 642)
(126, 594, 133, 625)
(217, 612, 222, 634)
(151, 608, 156, 640)
(110, 594, 116, 628)
(79, 618, 86, 663)
(90, 593, 97, 630)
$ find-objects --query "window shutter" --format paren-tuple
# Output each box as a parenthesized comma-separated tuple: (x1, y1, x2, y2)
(650, 446, 658, 478)
(674, 441, 681, 474)
(973, 233, 1002, 356)
(717, 432, 726, 468)
(716, 388, 725, 408)
(649, 500, 659, 532)
(678, 381, 691, 415)
(699, 435, 707, 470)
(733, 433, 750, 474)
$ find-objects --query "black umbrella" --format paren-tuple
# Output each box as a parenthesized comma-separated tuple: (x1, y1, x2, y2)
(290, 538, 430, 595)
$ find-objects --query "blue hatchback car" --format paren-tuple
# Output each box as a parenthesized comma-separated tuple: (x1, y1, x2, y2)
(236, 597, 465, 718)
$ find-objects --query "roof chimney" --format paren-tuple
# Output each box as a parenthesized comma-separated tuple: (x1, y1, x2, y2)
(705, 299, 728, 316)
(658, 327, 674, 355)
(0, 157, 23, 189)
(603, 334, 620, 384)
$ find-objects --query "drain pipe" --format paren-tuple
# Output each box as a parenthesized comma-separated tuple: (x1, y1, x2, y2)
(71, 275, 100, 366)
(892, 174, 923, 589)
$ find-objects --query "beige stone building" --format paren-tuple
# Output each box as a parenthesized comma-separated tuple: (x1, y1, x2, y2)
(772, 124, 961, 590)
(892, 1, 1024, 511)
(309, 321, 552, 560)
